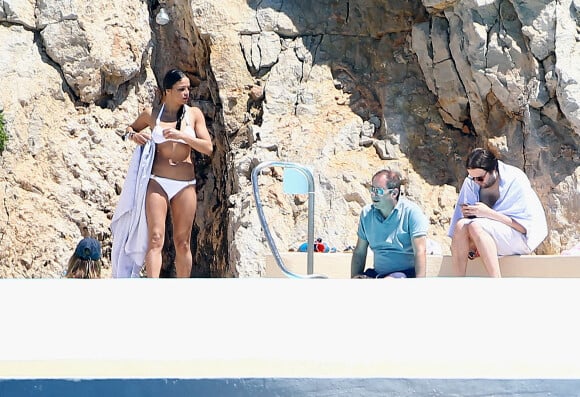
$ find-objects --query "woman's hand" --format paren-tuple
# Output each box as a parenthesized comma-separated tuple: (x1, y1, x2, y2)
(162, 127, 183, 141)
(130, 131, 151, 145)
(462, 202, 492, 219)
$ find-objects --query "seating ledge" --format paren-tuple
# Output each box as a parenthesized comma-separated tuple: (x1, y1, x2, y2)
(264, 252, 580, 278)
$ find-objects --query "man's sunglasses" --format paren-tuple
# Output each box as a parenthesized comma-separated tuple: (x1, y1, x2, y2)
(369, 186, 394, 196)
(467, 171, 488, 182)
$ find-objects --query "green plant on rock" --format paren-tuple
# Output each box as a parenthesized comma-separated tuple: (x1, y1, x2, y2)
(0, 111, 7, 152)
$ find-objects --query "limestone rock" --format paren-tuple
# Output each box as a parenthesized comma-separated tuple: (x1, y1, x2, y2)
(0, 0, 579, 278)
(37, 0, 150, 104)
(1, 0, 35, 28)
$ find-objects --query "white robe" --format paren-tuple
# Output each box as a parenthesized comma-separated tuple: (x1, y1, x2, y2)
(448, 160, 548, 252)
(111, 141, 155, 277)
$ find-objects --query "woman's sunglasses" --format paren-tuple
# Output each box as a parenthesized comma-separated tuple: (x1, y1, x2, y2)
(467, 171, 488, 182)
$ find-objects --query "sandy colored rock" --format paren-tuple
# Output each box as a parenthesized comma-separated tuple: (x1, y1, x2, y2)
(0, 0, 578, 278)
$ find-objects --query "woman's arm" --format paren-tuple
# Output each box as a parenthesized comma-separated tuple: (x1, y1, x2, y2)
(179, 106, 213, 156)
(466, 203, 527, 234)
(125, 107, 153, 145)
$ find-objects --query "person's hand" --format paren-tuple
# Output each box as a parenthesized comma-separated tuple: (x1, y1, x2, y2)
(162, 127, 183, 141)
(130, 131, 151, 145)
(462, 202, 491, 219)
(461, 204, 473, 218)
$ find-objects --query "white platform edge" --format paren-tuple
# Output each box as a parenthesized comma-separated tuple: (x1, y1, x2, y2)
(1, 278, 580, 379)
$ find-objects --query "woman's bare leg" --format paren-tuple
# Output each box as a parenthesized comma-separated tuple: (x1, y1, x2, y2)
(170, 185, 197, 278)
(467, 223, 501, 277)
(145, 180, 169, 278)
(451, 219, 471, 276)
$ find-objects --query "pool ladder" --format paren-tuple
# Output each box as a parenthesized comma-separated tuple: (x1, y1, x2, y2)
(251, 161, 327, 279)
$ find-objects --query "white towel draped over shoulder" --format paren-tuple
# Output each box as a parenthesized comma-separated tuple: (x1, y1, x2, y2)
(448, 160, 548, 252)
(111, 141, 155, 277)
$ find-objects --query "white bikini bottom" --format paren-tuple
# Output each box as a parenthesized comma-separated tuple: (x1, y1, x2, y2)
(150, 175, 196, 200)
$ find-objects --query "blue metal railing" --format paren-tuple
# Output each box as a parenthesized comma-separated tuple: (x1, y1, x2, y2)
(251, 161, 326, 279)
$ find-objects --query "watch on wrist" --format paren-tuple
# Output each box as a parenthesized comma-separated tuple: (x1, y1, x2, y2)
(122, 128, 134, 141)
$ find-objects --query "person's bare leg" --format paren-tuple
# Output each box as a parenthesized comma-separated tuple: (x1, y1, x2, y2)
(451, 219, 471, 276)
(170, 185, 197, 278)
(467, 223, 501, 278)
(145, 181, 169, 278)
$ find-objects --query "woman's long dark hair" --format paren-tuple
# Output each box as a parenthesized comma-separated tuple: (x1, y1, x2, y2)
(162, 69, 187, 129)
(466, 147, 499, 172)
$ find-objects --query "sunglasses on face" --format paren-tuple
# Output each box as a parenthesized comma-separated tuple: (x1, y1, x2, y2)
(369, 186, 393, 196)
(467, 171, 488, 182)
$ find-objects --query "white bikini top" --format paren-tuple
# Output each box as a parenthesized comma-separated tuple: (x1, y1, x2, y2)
(151, 103, 196, 144)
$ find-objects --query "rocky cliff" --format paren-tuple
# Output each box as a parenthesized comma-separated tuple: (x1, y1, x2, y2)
(0, 0, 578, 278)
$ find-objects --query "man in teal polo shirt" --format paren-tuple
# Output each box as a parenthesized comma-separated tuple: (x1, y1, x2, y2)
(351, 169, 428, 278)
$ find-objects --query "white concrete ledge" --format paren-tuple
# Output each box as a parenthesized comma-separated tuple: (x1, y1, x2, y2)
(1, 278, 580, 381)
(265, 253, 580, 278)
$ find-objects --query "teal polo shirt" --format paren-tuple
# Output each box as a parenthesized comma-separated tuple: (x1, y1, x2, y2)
(357, 197, 428, 274)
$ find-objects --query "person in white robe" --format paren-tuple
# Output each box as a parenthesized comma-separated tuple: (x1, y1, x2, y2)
(111, 141, 155, 277)
(448, 147, 547, 277)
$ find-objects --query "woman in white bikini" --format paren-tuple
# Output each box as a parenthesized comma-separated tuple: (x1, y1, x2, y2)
(124, 69, 213, 277)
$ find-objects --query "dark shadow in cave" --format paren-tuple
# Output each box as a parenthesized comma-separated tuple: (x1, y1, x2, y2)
(146, 0, 232, 278)
(241, 0, 475, 189)
(242, 0, 579, 192)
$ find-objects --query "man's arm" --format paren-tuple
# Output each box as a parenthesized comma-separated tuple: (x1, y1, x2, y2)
(412, 235, 427, 278)
(350, 237, 369, 278)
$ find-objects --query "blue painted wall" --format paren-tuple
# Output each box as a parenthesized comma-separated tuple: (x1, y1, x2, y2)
(1, 378, 580, 397)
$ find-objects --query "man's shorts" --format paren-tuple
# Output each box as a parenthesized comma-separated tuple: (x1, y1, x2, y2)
(362, 268, 416, 278)
(466, 218, 531, 256)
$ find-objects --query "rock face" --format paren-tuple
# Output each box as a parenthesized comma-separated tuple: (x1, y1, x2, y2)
(0, 0, 578, 278)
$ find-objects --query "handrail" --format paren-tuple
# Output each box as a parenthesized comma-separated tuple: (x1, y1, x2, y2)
(251, 161, 327, 279)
